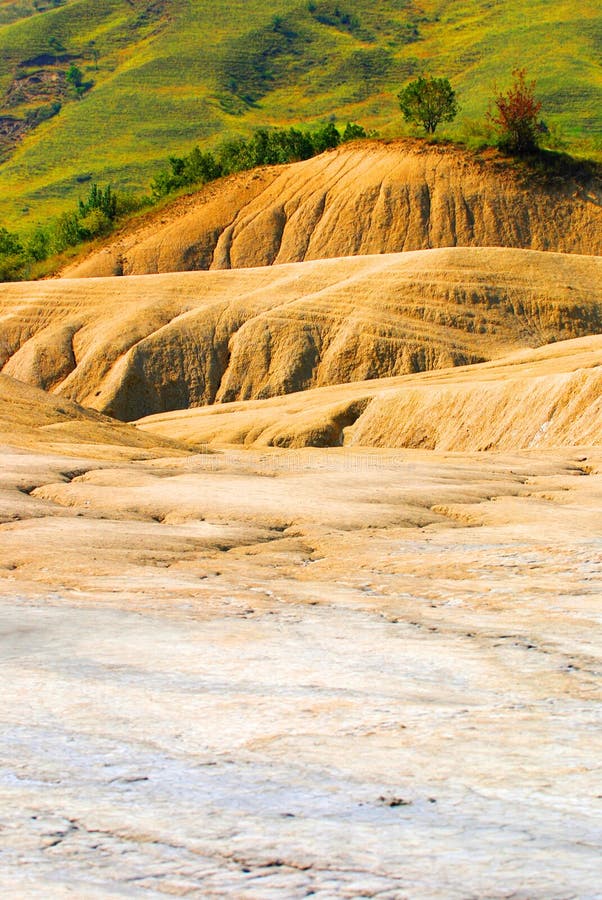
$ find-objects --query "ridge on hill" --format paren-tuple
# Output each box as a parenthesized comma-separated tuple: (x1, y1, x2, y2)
(63, 142, 602, 279)
(2, 247, 601, 421)
(137, 334, 602, 452)
(0, 0, 600, 227)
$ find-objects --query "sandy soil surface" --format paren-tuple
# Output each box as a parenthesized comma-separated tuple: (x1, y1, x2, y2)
(2, 133, 600, 899)
(2, 249, 601, 422)
(1, 438, 600, 898)
(138, 334, 602, 451)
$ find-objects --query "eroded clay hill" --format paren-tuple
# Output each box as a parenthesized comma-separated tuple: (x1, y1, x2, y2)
(3, 248, 601, 421)
(138, 335, 602, 452)
(0, 374, 185, 459)
(63, 142, 602, 279)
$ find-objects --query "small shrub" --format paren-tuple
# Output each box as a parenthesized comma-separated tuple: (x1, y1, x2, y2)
(312, 121, 341, 153)
(24, 226, 51, 262)
(54, 212, 83, 250)
(487, 68, 542, 155)
(0, 227, 25, 281)
(342, 122, 367, 142)
(78, 183, 117, 221)
(78, 209, 112, 239)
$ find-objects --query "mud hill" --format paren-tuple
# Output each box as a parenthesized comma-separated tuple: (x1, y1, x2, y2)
(64, 143, 602, 279)
(3, 247, 601, 421)
(0, 373, 185, 459)
(137, 335, 602, 452)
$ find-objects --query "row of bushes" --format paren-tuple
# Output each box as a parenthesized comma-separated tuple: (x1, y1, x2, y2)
(150, 120, 368, 197)
(0, 120, 368, 280)
(0, 184, 148, 281)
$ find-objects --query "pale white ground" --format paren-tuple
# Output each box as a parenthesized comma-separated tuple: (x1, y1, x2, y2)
(0, 444, 601, 898)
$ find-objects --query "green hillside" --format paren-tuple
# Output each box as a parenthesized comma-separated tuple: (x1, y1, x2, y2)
(0, 0, 600, 228)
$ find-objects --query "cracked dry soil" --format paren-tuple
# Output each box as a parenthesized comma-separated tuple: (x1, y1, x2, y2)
(0, 444, 601, 898)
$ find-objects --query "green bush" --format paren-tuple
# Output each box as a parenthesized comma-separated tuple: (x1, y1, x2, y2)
(398, 75, 458, 135)
(152, 121, 365, 198)
(78, 183, 117, 221)
(78, 209, 112, 239)
(54, 212, 83, 250)
(24, 226, 51, 262)
(342, 122, 367, 142)
(0, 227, 25, 281)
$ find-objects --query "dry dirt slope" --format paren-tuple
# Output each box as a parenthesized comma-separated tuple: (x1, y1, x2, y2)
(0, 374, 186, 459)
(136, 335, 602, 452)
(63, 142, 602, 279)
(3, 248, 601, 421)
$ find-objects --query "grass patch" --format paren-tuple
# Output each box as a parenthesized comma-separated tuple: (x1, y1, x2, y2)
(0, 0, 599, 226)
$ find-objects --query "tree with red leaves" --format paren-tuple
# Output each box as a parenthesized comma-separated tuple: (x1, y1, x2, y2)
(488, 68, 543, 155)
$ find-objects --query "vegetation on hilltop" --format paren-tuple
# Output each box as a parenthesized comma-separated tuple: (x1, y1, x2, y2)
(0, 0, 599, 228)
(2, 134, 600, 284)
(150, 120, 366, 197)
(398, 76, 458, 134)
(0, 119, 368, 279)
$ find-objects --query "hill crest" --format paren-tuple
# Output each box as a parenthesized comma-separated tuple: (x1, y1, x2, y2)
(63, 141, 602, 279)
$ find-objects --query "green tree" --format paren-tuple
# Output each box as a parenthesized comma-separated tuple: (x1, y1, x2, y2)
(275, 127, 315, 161)
(78, 183, 117, 220)
(398, 75, 458, 134)
(312, 121, 341, 153)
(342, 122, 367, 142)
(66, 63, 83, 86)
(0, 227, 25, 281)
(25, 226, 51, 262)
(65, 63, 85, 97)
(0, 227, 23, 257)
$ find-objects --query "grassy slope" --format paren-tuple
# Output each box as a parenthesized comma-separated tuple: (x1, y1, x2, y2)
(0, 0, 600, 228)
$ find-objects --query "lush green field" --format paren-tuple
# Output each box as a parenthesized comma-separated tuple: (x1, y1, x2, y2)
(0, 0, 600, 228)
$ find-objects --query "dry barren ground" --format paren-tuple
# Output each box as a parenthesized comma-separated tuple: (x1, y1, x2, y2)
(2, 249, 601, 421)
(1, 237, 601, 896)
(1, 412, 600, 896)
(138, 334, 602, 451)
